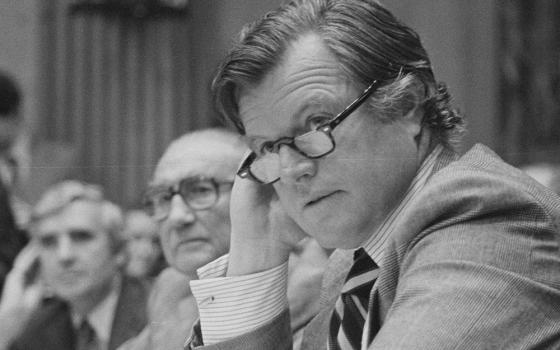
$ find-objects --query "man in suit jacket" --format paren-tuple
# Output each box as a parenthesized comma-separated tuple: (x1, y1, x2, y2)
(0, 71, 27, 293)
(2, 181, 148, 350)
(184, 0, 560, 349)
(8, 276, 148, 350)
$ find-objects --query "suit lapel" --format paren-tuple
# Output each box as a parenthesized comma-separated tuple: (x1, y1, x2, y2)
(107, 277, 148, 350)
(11, 299, 76, 350)
(364, 146, 459, 347)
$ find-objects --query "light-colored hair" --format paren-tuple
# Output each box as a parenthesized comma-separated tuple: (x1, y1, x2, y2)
(212, 0, 465, 149)
(29, 180, 125, 252)
(155, 127, 247, 175)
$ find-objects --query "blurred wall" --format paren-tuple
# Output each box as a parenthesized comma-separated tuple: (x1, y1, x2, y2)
(187, 0, 283, 127)
(0, 0, 41, 128)
(0, 0, 42, 188)
(387, 0, 499, 152)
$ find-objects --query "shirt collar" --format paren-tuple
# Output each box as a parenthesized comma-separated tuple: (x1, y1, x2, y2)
(72, 275, 122, 347)
(361, 144, 444, 265)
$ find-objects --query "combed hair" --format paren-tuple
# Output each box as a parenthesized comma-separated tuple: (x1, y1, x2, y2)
(212, 0, 465, 149)
(29, 180, 125, 252)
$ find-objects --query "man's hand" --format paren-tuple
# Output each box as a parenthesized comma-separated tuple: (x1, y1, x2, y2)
(227, 173, 308, 276)
(0, 244, 44, 348)
(0, 244, 43, 314)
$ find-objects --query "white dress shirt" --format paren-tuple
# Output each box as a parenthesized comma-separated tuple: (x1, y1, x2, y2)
(72, 276, 121, 350)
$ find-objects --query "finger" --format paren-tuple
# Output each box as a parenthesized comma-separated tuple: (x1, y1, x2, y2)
(22, 284, 44, 309)
(232, 172, 275, 208)
(12, 244, 39, 273)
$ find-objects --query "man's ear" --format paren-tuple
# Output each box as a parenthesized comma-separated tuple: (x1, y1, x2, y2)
(401, 88, 425, 144)
(400, 85, 432, 157)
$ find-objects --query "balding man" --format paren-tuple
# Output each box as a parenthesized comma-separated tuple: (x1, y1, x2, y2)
(119, 128, 328, 350)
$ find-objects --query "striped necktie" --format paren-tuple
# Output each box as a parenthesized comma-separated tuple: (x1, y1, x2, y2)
(329, 248, 378, 350)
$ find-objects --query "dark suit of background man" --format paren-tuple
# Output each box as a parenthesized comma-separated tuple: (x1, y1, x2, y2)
(0, 71, 27, 293)
(184, 0, 560, 349)
(6, 181, 148, 350)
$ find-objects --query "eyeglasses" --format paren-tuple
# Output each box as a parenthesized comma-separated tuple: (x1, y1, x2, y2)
(143, 176, 233, 221)
(237, 80, 382, 184)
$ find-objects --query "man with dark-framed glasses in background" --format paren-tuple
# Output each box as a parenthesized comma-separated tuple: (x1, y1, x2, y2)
(184, 0, 560, 349)
(118, 128, 328, 350)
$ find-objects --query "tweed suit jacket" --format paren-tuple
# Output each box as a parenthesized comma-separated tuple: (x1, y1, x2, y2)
(189, 144, 560, 350)
(10, 276, 149, 350)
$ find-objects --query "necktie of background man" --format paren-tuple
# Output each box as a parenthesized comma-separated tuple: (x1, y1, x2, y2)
(76, 319, 101, 350)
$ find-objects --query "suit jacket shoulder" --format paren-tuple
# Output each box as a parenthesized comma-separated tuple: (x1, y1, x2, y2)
(109, 276, 149, 350)
(370, 144, 560, 349)
(10, 299, 75, 350)
(11, 277, 149, 350)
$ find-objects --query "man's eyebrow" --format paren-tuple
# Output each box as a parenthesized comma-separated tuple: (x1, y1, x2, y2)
(243, 135, 269, 148)
(35, 231, 58, 239)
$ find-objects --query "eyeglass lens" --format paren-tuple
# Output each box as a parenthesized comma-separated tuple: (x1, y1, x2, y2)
(181, 180, 218, 208)
(145, 179, 219, 219)
(249, 130, 334, 183)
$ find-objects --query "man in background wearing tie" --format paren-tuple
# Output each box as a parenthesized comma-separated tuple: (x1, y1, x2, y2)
(4, 181, 148, 350)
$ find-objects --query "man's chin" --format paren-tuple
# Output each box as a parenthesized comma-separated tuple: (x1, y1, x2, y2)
(53, 287, 91, 304)
(173, 253, 217, 278)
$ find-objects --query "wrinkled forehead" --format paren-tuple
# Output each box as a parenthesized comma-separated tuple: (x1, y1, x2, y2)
(153, 141, 244, 186)
(238, 34, 350, 137)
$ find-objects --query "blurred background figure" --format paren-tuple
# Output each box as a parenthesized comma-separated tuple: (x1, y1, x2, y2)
(123, 209, 166, 280)
(521, 163, 560, 195)
(0, 71, 27, 294)
(2, 180, 148, 350)
(119, 128, 328, 350)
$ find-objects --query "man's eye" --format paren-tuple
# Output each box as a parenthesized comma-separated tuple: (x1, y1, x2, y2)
(69, 229, 95, 242)
(38, 235, 57, 248)
(151, 191, 172, 204)
(262, 141, 276, 153)
(307, 115, 331, 130)
(254, 141, 275, 155)
(190, 183, 214, 195)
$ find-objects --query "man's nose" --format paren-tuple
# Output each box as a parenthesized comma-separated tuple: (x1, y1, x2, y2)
(166, 194, 196, 224)
(56, 235, 75, 264)
(278, 145, 317, 184)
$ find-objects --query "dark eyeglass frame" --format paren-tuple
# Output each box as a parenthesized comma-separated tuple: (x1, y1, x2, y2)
(143, 176, 233, 220)
(237, 79, 383, 184)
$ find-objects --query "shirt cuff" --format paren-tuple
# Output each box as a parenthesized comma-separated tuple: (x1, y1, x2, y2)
(190, 254, 289, 345)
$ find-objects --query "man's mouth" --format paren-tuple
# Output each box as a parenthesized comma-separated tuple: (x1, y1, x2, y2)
(56, 270, 83, 282)
(305, 191, 337, 207)
(177, 238, 207, 248)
